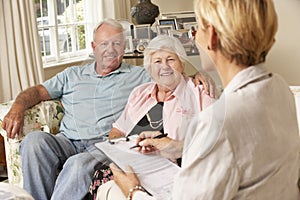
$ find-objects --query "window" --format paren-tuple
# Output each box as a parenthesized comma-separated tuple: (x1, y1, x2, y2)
(35, 0, 92, 66)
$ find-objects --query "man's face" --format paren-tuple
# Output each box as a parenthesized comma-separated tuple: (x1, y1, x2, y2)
(92, 23, 126, 74)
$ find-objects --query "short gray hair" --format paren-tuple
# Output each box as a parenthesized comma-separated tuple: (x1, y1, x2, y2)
(144, 35, 187, 71)
(93, 18, 125, 41)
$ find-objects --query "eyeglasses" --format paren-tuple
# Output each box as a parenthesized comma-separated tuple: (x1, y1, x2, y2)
(108, 136, 130, 145)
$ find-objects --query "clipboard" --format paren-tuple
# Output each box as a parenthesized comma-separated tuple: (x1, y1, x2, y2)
(95, 135, 180, 199)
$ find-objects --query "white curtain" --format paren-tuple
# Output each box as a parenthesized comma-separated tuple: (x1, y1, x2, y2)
(86, 0, 132, 24)
(96, 0, 132, 21)
(111, 0, 132, 20)
(0, 0, 44, 103)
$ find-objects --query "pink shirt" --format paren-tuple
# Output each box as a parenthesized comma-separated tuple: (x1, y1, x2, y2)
(113, 75, 215, 140)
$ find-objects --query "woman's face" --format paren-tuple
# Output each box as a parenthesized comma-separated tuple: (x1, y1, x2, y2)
(149, 49, 184, 89)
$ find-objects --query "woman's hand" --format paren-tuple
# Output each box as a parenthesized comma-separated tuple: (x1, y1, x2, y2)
(137, 131, 183, 160)
(110, 163, 141, 197)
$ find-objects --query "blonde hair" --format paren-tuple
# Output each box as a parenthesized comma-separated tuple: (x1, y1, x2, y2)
(143, 35, 187, 71)
(194, 0, 278, 66)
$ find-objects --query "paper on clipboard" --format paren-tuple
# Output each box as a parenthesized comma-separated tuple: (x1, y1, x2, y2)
(94, 135, 180, 200)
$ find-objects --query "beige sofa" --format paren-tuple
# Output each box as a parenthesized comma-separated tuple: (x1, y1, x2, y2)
(0, 100, 64, 187)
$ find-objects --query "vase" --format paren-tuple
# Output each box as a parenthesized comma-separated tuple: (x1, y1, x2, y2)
(130, 0, 160, 25)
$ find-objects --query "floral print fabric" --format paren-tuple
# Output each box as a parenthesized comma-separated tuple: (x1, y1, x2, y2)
(0, 99, 64, 186)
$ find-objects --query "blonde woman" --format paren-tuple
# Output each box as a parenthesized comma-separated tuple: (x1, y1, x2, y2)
(103, 0, 300, 199)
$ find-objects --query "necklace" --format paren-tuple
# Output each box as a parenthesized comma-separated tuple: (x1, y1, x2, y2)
(146, 112, 163, 129)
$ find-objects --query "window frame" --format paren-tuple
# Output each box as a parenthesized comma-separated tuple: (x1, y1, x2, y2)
(36, 0, 97, 68)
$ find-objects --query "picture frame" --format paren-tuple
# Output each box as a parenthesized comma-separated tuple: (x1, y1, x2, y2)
(183, 22, 198, 31)
(157, 25, 174, 36)
(149, 26, 158, 39)
(169, 29, 191, 44)
(161, 11, 196, 29)
(125, 36, 134, 53)
(117, 19, 134, 37)
(161, 11, 195, 19)
(169, 29, 199, 56)
(134, 24, 151, 40)
(158, 18, 177, 30)
(183, 22, 198, 39)
(136, 39, 150, 53)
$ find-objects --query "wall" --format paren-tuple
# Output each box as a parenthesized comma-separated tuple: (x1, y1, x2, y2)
(130, 0, 194, 15)
(266, 0, 300, 85)
(152, 0, 193, 13)
(44, 59, 93, 80)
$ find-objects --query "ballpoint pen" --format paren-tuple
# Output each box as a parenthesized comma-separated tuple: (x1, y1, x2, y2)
(129, 133, 168, 149)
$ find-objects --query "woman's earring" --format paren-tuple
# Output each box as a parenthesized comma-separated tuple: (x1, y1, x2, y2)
(207, 45, 211, 50)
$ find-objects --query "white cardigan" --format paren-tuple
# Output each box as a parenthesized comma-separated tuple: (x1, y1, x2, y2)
(173, 65, 300, 200)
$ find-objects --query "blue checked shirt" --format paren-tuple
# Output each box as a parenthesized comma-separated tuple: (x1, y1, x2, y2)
(42, 61, 151, 139)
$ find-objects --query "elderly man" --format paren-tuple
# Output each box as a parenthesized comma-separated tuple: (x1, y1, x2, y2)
(2, 18, 215, 199)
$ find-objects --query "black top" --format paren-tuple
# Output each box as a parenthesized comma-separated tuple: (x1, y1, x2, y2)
(129, 102, 164, 136)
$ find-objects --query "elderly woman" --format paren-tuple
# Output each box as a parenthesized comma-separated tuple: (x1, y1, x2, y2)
(88, 34, 216, 199)
(108, 34, 215, 141)
(104, 0, 300, 200)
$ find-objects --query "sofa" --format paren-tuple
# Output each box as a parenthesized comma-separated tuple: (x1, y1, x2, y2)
(0, 99, 64, 187)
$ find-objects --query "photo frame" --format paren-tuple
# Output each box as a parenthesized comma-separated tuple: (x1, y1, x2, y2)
(183, 22, 198, 39)
(169, 29, 191, 44)
(125, 36, 134, 53)
(161, 11, 196, 29)
(157, 25, 174, 36)
(117, 19, 134, 37)
(183, 22, 198, 31)
(134, 24, 151, 40)
(169, 29, 199, 56)
(149, 26, 158, 39)
(136, 39, 150, 53)
(158, 18, 177, 30)
(161, 11, 195, 19)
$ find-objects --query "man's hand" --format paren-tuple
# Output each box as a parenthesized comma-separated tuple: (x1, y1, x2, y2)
(110, 163, 141, 197)
(2, 103, 25, 139)
(2, 85, 51, 139)
(108, 127, 125, 139)
(192, 70, 218, 98)
(137, 131, 183, 160)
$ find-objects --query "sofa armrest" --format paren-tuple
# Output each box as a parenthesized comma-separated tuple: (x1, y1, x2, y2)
(0, 99, 64, 186)
(0, 99, 64, 139)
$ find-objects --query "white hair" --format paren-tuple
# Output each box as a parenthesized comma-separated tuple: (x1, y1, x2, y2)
(93, 18, 124, 41)
(143, 35, 188, 71)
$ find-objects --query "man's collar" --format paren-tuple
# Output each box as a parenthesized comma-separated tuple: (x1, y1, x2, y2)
(109, 62, 131, 74)
(82, 61, 131, 76)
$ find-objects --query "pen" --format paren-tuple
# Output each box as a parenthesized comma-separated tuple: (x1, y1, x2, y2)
(129, 133, 168, 149)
